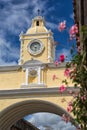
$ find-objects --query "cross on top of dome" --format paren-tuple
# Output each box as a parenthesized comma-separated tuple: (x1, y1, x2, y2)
(37, 9, 41, 16)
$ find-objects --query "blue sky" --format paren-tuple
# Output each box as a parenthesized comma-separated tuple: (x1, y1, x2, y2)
(0, 0, 74, 65)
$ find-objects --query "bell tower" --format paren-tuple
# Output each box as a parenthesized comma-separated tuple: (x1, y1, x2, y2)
(19, 15, 55, 65)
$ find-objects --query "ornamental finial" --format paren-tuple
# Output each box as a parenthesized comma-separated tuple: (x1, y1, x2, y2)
(37, 9, 40, 16)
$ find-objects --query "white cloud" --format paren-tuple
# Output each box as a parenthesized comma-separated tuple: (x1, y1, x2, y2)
(24, 113, 76, 130)
(0, 59, 17, 66)
(0, 0, 56, 35)
(31, 0, 48, 15)
(46, 21, 58, 30)
(0, 4, 31, 35)
(0, 0, 11, 2)
(0, 36, 19, 65)
(70, 13, 74, 20)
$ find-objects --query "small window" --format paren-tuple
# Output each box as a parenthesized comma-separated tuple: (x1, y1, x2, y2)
(36, 21, 39, 26)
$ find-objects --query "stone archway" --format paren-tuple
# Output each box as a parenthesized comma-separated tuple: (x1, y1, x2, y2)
(0, 100, 76, 130)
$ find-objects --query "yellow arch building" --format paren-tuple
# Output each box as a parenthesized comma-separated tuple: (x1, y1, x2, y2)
(0, 15, 76, 130)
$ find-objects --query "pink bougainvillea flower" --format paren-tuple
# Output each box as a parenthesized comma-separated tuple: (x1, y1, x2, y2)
(52, 74, 57, 80)
(69, 24, 78, 39)
(59, 54, 65, 62)
(77, 36, 80, 42)
(67, 105, 72, 112)
(62, 114, 70, 123)
(80, 95, 86, 101)
(68, 101, 73, 106)
(64, 68, 70, 77)
(73, 92, 79, 98)
(80, 96, 84, 101)
(55, 60, 58, 66)
(58, 20, 66, 32)
(77, 46, 81, 53)
(83, 95, 86, 100)
(59, 85, 66, 93)
(70, 24, 78, 34)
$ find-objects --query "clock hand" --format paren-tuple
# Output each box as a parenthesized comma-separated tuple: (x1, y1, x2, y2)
(34, 46, 37, 51)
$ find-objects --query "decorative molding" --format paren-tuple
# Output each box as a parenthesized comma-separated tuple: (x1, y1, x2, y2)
(25, 68, 29, 85)
(18, 59, 24, 65)
(0, 87, 79, 99)
(37, 67, 41, 84)
(20, 36, 52, 41)
(0, 62, 67, 72)
(21, 83, 46, 88)
(0, 65, 21, 72)
(18, 39, 24, 65)
(24, 66, 42, 85)
(47, 62, 68, 68)
(53, 45, 55, 60)
(29, 69, 37, 77)
(20, 32, 51, 37)
(48, 38, 54, 62)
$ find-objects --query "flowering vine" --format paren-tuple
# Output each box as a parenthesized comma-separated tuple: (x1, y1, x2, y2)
(54, 21, 87, 130)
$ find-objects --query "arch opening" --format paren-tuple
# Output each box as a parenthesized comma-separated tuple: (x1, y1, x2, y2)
(24, 112, 77, 130)
(0, 100, 77, 130)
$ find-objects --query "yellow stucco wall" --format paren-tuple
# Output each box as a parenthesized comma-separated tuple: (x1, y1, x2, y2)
(47, 67, 72, 87)
(0, 66, 72, 90)
(0, 70, 25, 90)
(0, 95, 73, 113)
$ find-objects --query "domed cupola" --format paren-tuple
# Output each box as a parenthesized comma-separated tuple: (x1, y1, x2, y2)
(26, 16, 48, 34)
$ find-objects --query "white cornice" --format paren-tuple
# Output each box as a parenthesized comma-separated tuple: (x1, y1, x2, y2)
(20, 31, 52, 37)
(0, 62, 68, 72)
(0, 87, 79, 99)
(20, 36, 52, 41)
(0, 65, 21, 72)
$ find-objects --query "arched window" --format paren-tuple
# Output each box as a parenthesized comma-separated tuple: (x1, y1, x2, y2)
(36, 21, 39, 26)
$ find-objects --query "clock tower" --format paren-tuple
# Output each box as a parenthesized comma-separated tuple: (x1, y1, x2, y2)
(0, 11, 75, 129)
(19, 15, 55, 65)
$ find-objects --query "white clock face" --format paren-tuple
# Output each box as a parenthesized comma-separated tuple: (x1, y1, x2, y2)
(28, 41, 44, 55)
(30, 42, 41, 52)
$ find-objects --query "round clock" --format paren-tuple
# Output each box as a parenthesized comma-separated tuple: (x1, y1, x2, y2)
(30, 42, 41, 52)
(27, 41, 44, 55)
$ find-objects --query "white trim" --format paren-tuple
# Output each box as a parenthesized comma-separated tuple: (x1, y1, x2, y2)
(53, 45, 55, 61)
(26, 68, 29, 85)
(20, 36, 51, 41)
(28, 69, 37, 77)
(43, 27, 48, 32)
(18, 40, 24, 65)
(24, 66, 44, 87)
(38, 67, 41, 84)
(20, 32, 50, 37)
(21, 83, 47, 88)
(48, 39, 51, 62)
